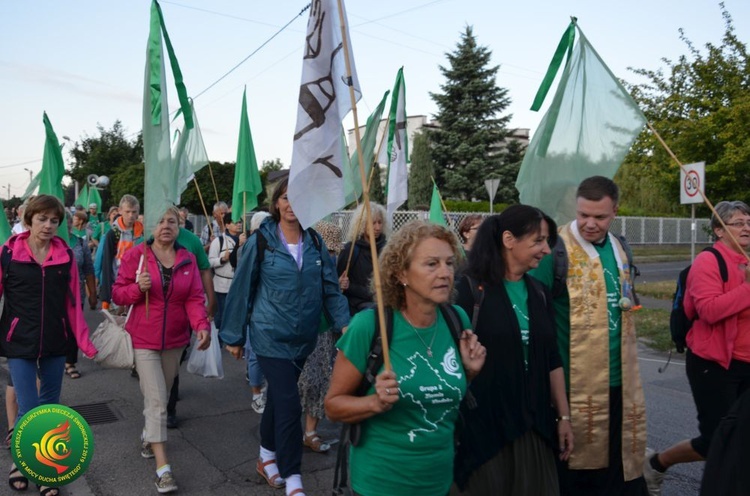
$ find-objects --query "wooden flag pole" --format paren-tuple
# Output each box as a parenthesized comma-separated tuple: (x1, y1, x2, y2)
(431, 176, 451, 222)
(342, 167, 377, 278)
(337, 0, 391, 371)
(193, 177, 214, 239)
(647, 122, 750, 263)
(207, 163, 220, 204)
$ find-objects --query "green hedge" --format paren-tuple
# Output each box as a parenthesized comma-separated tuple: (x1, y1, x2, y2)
(444, 200, 509, 213)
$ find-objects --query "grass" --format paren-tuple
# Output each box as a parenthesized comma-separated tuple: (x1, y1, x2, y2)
(636, 281, 675, 300)
(631, 244, 711, 263)
(634, 308, 673, 351)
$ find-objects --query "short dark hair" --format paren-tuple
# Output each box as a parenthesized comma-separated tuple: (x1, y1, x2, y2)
(268, 177, 289, 223)
(576, 176, 619, 205)
(24, 195, 66, 227)
(466, 205, 557, 286)
(458, 214, 483, 243)
(222, 212, 234, 226)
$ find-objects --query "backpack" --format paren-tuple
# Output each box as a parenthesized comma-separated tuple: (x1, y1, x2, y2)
(332, 304, 465, 495)
(551, 234, 640, 305)
(669, 247, 727, 353)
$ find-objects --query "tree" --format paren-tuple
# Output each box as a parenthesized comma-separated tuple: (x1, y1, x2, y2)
(68, 121, 143, 209)
(408, 132, 434, 208)
(620, 5, 750, 215)
(369, 162, 385, 205)
(429, 26, 513, 200)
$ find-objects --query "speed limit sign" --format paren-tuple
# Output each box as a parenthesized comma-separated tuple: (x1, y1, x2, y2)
(680, 162, 705, 205)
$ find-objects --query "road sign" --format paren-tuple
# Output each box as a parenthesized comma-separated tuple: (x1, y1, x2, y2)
(485, 178, 500, 214)
(680, 162, 705, 205)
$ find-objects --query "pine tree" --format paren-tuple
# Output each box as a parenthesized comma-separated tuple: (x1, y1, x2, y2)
(408, 132, 434, 208)
(369, 161, 386, 205)
(429, 26, 512, 200)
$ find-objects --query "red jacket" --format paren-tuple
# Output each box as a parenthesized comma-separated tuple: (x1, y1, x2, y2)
(112, 242, 209, 350)
(0, 232, 96, 359)
(685, 240, 750, 368)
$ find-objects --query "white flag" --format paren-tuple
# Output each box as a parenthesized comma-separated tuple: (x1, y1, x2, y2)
(386, 67, 408, 221)
(172, 101, 209, 204)
(288, 0, 361, 228)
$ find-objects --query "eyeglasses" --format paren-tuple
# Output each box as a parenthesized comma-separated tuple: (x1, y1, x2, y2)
(725, 221, 750, 228)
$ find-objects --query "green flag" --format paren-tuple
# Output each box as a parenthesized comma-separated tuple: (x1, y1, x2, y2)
(429, 183, 447, 227)
(74, 184, 89, 208)
(142, 0, 193, 232)
(515, 20, 646, 224)
(88, 187, 102, 213)
(232, 88, 262, 223)
(39, 112, 69, 243)
(0, 201, 11, 245)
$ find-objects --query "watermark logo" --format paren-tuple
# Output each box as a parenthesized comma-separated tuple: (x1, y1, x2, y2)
(11, 405, 94, 487)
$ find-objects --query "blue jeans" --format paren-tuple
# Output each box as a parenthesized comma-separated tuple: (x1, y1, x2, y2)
(245, 332, 264, 388)
(257, 356, 306, 478)
(8, 356, 67, 421)
(214, 292, 227, 331)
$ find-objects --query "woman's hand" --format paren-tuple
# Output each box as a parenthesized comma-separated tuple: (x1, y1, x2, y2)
(459, 330, 486, 381)
(196, 330, 211, 350)
(225, 345, 243, 360)
(238, 232, 247, 247)
(557, 418, 574, 461)
(339, 274, 349, 291)
(137, 272, 151, 293)
(372, 370, 399, 413)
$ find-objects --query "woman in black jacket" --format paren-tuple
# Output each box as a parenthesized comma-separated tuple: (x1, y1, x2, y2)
(452, 205, 573, 496)
(337, 202, 388, 315)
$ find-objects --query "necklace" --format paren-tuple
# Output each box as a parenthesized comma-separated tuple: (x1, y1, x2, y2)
(403, 312, 438, 358)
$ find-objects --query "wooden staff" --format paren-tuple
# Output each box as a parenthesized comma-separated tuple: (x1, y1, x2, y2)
(341, 167, 377, 277)
(193, 177, 215, 239)
(208, 163, 220, 204)
(337, 0, 391, 371)
(648, 122, 750, 263)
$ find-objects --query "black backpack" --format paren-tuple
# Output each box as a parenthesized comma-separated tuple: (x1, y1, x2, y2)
(332, 304, 464, 495)
(669, 247, 727, 353)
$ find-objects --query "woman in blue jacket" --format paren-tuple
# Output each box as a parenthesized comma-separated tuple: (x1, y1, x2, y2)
(220, 178, 349, 496)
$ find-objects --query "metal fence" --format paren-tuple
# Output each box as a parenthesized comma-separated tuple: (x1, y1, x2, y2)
(189, 212, 712, 246)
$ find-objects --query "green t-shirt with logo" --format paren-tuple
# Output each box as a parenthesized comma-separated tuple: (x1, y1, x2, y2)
(531, 235, 622, 387)
(337, 306, 471, 496)
(503, 279, 530, 370)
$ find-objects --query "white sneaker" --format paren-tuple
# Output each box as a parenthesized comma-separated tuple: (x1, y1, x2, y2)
(643, 448, 665, 496)
(251, 395, 266, 414)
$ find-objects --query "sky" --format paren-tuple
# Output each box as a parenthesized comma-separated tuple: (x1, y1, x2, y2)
(1, 0, 749, 200)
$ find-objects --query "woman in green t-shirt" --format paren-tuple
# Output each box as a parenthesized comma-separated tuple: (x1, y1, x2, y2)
(326, 221, 486, 496)
(453, 205, 573, 496)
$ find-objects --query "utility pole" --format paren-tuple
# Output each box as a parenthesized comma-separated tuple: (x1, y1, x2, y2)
(3, 184, 9, 201)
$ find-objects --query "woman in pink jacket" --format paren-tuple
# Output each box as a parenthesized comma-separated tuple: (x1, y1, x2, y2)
(0, 195, 97, 495)
(644, 200, 750, 493)
(113, 206, 210, 494)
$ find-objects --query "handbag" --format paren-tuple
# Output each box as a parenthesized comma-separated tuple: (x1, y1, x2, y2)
(91, 309, 134, 369)
(186, 322, 224, 379)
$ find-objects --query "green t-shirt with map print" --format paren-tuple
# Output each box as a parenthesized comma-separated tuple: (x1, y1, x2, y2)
(337, 306, 471, 496)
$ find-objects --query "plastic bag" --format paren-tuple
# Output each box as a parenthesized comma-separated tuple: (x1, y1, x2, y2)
(186, 323, 224, 379)
(91, 310, 134, 369)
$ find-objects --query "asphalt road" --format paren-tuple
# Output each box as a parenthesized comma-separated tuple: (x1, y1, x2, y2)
(635, 260, 687, 284)
(0, 301, 705, 495)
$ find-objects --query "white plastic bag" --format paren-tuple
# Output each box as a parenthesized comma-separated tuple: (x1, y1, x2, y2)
(91, 310, 134, 370)
(186, 323, 224, 379)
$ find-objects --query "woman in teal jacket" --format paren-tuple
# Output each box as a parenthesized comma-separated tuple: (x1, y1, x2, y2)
(220, 178, 349, 496)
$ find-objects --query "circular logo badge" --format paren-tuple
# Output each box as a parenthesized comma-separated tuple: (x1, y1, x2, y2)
(11, 404, 94, 487)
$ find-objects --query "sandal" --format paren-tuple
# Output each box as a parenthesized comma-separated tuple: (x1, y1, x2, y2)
(38, 486, 59, 496)
(9, 464, 28, 492)
(303, 432, 330, 453)
(256, 458, 285, 489)
(5, 427, 13, 449)
(288, 489, 306, 496)
(65, 364, 81, 379)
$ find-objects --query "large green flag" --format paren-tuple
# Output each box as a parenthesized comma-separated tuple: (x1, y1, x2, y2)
(74, 184, 89, 208)
(343, 90, 390, 206)
(515, 20, 646, 224)
(232, 88, 262, 223)
(142, 0, 193, 233)
(429, 183, 447, 227)
(0, 201, 11, 245)
(88, 187, 102, 213)
(39, 112, 69, 243)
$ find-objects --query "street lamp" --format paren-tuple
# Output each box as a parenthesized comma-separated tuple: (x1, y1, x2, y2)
(23, 168, 33, 182)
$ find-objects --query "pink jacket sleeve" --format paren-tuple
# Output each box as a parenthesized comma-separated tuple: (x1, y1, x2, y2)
(686, 250, 750, 325)
(184, 253, 210, 333)
(66, 249, 97, 358)
(112, 246, 147, 307)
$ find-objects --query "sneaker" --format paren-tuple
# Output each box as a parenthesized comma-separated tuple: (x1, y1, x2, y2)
(155, 470, 178, 494)
(251, 395, 266, 414)
(141, 440, 154, 459)
(643, 448, 665, 496)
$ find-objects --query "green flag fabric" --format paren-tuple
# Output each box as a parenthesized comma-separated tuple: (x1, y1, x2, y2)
(74, 184, 89, 208)
(515, 20, 647, 224)
(232, 88, 262, 223)
(88, 187, 102, 213)
(429, 183, 447, 227)
(39, 112, 69, 243)
(0, 201, 11, 245)
(142, 0, 193, 233)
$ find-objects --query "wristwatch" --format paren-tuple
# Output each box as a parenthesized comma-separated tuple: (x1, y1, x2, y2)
(556, 415, 571, 422)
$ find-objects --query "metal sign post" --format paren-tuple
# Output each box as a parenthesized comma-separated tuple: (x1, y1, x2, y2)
(680, 162, 705, 261)
(484, 178, 500, 214)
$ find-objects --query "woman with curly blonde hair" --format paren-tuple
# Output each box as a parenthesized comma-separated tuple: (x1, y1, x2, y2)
(326, 220, 487, 496)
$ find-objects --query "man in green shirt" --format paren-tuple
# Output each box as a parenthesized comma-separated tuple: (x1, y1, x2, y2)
(531, 176, 647, 496)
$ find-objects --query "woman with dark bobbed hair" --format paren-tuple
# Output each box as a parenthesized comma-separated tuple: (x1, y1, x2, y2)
(453, 205, 572, 496)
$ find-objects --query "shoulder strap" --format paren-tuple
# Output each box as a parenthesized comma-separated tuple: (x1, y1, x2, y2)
(306, 227, 322, 253)
(357, 308, 394, 397)
(551, 237, 568, 298)
(464, 276, 485, 330)
(704, 246, 729, 283)
(255, 230, 269, 264)
(218, 235, 224, 254)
